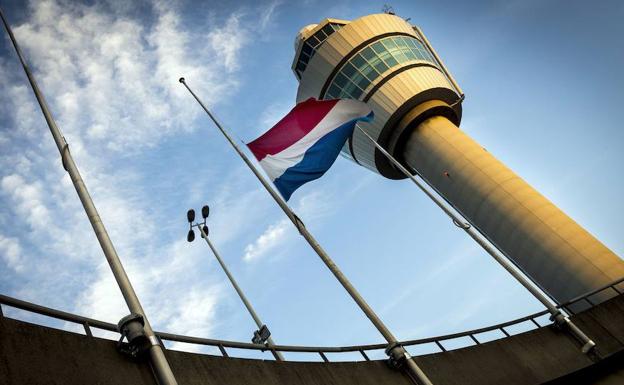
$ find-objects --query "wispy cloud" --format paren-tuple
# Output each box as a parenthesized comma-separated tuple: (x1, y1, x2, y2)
(243, 218, 289, 262)
(0, 235, 24, 273)
(259, 0, 282, 31)
(0, 0, 260, 338)
(240, 174, 373, 264)
(207, 12, 249, 73)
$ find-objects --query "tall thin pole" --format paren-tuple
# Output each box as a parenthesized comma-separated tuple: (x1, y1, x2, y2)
(356, 126, 596, 353)
(0, 7, 178, 385)
(196, 225, 285, 361)
(180, 77, 433, 385)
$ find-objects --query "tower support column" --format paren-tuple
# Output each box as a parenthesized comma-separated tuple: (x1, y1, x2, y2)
(401, 114, 624, 305)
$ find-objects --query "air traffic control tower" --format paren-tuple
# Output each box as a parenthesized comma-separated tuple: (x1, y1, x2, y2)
(291, 13, 624, 305)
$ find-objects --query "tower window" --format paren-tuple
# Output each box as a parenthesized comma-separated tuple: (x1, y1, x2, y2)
(295, 23, 344, 78)
(323, 35, 436, 101)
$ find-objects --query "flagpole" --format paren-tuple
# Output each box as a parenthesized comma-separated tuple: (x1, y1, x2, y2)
(0, 7, 178, 385)
(195, 224, 285, 361)
(179, 77, 433, 385)
(355, 126, 596, 353)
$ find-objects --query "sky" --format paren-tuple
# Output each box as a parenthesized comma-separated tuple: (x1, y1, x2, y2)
(0, 0, 623, 361)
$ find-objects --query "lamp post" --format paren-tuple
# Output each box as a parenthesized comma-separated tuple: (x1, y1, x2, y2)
(186, 205, 284, 361)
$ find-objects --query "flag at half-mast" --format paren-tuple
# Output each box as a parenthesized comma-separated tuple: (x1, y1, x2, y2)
(247, 98, 373, 201)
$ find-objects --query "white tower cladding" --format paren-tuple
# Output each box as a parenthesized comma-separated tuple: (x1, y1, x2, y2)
(292, 14, 624, 305)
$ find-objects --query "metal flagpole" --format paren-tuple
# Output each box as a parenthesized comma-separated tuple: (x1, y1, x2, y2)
(355, 126, 596, 354)
(195, 224, 285, 361)
(179, 78, 433, 385)
(0, 7, 178, 385)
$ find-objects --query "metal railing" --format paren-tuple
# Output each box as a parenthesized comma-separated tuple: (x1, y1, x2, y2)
(1, 276, 622, 362)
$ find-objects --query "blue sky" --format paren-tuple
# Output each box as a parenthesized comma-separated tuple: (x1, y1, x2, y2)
(0, 0, 622, 359)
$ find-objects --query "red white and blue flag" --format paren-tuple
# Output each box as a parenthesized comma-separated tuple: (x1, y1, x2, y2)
(247, 98, 374, 201)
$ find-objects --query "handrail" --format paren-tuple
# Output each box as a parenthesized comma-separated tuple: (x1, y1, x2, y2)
(0, 294, 118, 332)
(1, 276, 622, 361)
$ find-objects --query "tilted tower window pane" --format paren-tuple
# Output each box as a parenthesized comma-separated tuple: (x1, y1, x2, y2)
(334, 73, 348, 87)
(315, 29, 327, 41)
(404, 50, 417, 61)
(295, 23, 344, 78)
(307, 35, 320, 46)
(322, 24, 334, 36)
(372, 59, 388, 74)
(394, 50, 409, 63)
(342, 62, 357, 78)
(327, 84, 341, 98)
(383, 38, 398, 50)
(299, 51, 311, 61)
(377, 49, 393, 65)
(384, 55, 398, 67)
(350, 69, 364, 85)
(361, 64, 377, 81)
(341, 80, 358, 95)
(354, 72, 369, 90)
(395, 36, 409, 48)
(371, 41, 386, 54)
(360, 47, 376, 61)
(351, 55, 367, 70)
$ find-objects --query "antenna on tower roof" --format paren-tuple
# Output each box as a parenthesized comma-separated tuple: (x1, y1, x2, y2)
(382, 4, 395, 15)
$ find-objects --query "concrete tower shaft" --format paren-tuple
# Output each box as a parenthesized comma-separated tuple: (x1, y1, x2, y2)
(402, 111, 624, 302)
(292, 13, 624, 304)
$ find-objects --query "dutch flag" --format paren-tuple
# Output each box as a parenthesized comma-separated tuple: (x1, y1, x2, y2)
(247, 98, 374, 201)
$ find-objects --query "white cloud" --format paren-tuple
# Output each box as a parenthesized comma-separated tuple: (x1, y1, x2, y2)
(1, 174, 50, 220)
(259, 0, 282, 31)
(0, 235, 25, 272)
(241, 187, 347, 264)
(206, 13, 248, 73)
(243, 218, 289, 262)
(166, 285, 221, 335)
(6, 0, 247, 155)
(0, 0, 262, 333)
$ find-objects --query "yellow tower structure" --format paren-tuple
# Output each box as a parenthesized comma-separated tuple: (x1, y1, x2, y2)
(292, 13, 624, 304)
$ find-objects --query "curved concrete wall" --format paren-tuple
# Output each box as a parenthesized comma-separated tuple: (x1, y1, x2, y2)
(1, 294, 623, 385)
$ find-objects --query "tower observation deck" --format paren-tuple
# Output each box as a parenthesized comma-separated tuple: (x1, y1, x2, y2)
(292, 13, 624, 306)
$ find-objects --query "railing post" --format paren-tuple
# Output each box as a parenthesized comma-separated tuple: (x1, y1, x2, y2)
(217, 344, 229, 357)
(83, 321, 93, 337)
(269, 348, 282, 361)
